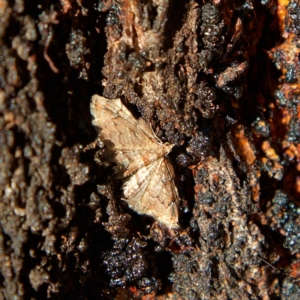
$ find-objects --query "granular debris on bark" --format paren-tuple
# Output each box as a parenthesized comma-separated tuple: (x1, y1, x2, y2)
(0, 0, 299, 299)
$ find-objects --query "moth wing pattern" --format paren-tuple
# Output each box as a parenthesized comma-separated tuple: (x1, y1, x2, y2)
(90, 94, 179, 228)
(91, 95, 166, 177)
(123, 157, 179, 228)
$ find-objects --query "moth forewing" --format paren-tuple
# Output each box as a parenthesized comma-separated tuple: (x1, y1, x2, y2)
(123, 157, 179, 228)
(90, 94, 179, 228)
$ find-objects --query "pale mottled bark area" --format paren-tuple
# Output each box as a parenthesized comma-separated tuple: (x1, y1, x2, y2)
(0, 0, 299, 299)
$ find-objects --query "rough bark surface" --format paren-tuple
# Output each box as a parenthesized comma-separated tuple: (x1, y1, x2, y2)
(0, 0, 299, 299)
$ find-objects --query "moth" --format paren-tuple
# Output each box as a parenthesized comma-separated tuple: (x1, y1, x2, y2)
(90, 95, 179, 228)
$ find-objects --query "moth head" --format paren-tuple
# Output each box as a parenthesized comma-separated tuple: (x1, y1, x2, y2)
(164, 142, 175, 155)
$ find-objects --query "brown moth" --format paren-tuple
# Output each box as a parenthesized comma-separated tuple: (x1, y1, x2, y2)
(90, 95, 179, 228)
